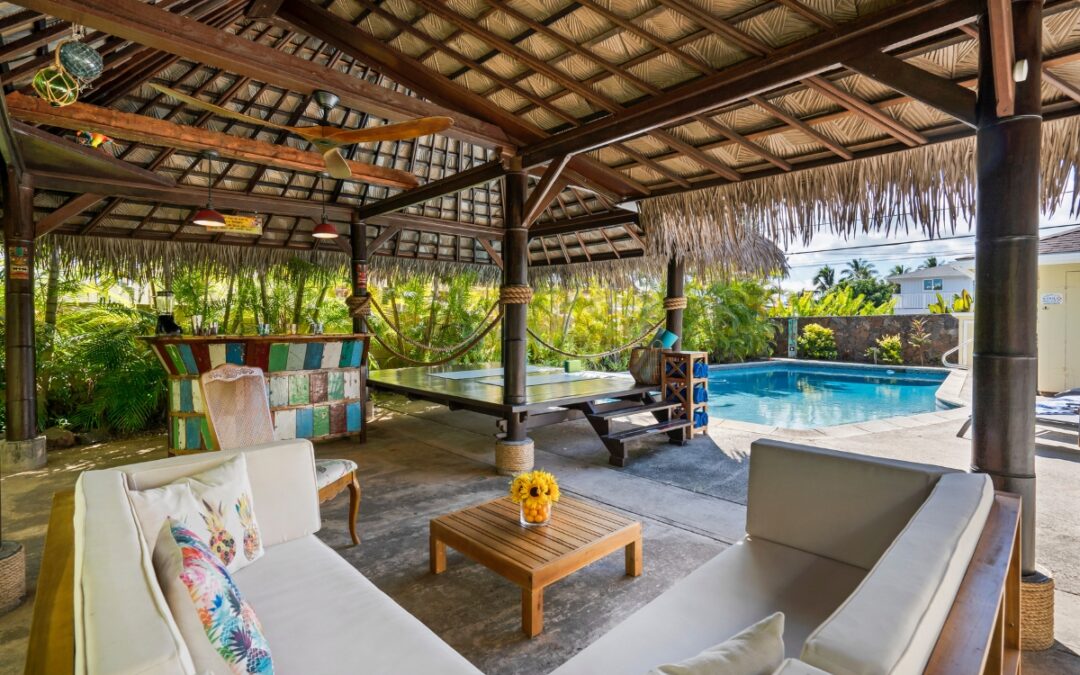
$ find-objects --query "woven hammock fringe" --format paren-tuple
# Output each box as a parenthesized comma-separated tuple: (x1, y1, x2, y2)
(640, 115, 1080, 253)
(526, 315, 665, 360)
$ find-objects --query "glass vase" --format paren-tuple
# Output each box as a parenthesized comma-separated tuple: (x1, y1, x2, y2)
(519, 500, 553, 528)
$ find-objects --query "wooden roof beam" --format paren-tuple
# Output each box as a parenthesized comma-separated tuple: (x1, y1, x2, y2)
(5, 92, 419, 189)
(530, 210, 639, 238)
(523, 156, 571, 229)
(15, 0, 511, 150)
(36, 193, 104, 237)
(522, 0, 980, 167)
(986, 0, 1016, 117)
(843, 51, 977, 128)
(355, 160, 506, 221)
(802, 76, 927, 147)
(747, 95, 853, 160)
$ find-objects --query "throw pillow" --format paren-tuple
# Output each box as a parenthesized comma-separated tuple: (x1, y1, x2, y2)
(130, 454, 264, 573)
(646, 612, 785, 675)
(154, 518, 274, 675)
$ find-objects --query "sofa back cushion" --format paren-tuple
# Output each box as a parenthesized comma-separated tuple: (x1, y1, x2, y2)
(122, 439, 321, 547)
(800, 473, 993, 675)
(74, 470, 195, 675)
(747, 440, 952, 570)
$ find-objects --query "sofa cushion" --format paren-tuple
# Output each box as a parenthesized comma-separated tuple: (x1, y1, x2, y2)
(121, 439, 320, 547)
(75, 470, 195, 675)
(771, 658, 830, 674)
(747, 440, 952, 570)
(801, 472, 994, 675)
(233, 535, 483, 675)
(154, 519, 273, 675)
(130, 454, 265, 573)
(647, 612, 785, 675)
(549, 538, 865, 675)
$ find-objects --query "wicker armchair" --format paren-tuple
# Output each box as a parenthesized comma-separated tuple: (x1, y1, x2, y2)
(200, 363, 361, 544)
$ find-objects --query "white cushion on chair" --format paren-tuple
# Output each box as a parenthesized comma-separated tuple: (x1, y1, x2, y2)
(315, 459, 358, 490)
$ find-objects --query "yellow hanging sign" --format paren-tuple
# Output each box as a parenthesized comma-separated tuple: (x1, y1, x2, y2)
(217, 214, 264, 235)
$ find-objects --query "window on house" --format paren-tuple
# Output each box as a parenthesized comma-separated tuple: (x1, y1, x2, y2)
(923, 279, 943, 291)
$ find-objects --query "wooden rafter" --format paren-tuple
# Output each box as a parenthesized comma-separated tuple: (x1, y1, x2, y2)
(15, 0, 512, 150)
(844, 52, 977, 128)
(36, 193, 104, 237)
(987, 0, 1017, 117)
(802, 76, 927, 147)
(522, 156, 571, 229)
(5, 93, 419, 189)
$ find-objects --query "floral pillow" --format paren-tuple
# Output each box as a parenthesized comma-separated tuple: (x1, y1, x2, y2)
(130, 454, 264, 573)
(154, 518, 273, 675)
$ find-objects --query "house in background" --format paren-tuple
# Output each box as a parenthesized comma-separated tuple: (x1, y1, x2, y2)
(887, 264, 974, 315)
(1035, 226, 1080, 393)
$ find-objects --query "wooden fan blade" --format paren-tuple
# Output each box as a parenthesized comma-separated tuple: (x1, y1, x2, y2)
(150, 83, 294, 133)
(322, 148, 353, 180)
(322, 116, 454, 145)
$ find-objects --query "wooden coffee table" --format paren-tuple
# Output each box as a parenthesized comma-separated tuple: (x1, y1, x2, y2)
(430, 496, 642, 637)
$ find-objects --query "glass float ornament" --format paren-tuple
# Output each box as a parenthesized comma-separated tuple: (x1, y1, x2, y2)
(58, 40, 103, 83)
(31, 66, 79, 107)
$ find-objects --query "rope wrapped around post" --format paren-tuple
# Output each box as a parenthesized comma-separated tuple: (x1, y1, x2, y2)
(663, 296, 688, 311)
(346, 294, 371, 318)
(499, 284, 533, 305)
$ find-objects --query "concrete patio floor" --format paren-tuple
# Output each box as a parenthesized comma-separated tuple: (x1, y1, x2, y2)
(2, 395, 1078, 674)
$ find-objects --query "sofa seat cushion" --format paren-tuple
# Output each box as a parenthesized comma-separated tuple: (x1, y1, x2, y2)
(315, 458, 357, 490)
(801, 473, 994, 675)
(233, 535, 482, 675)
(550, 537, 865, 675)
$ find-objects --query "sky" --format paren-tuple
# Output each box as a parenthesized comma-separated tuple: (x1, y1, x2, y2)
(777, 194, 1080, 292)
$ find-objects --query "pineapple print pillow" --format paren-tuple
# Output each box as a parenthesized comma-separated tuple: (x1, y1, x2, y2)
(130, 454, 265, 574)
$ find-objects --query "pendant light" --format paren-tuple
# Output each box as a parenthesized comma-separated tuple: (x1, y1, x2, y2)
(311, 171, 338, 239)
(193, 150, 226, 227)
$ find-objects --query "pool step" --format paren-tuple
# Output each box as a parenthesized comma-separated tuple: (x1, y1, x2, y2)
(599, 419, 692, 467)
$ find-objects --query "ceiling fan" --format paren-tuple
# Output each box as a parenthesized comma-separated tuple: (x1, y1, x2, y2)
(150, 83, 453, 180)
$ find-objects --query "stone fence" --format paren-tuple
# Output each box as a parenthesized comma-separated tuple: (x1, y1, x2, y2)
(770, 314, 958, 365)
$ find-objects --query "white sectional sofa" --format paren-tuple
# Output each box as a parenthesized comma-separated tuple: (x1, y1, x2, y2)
(73, 439, 482, 675)
(552, 439, 996, 675)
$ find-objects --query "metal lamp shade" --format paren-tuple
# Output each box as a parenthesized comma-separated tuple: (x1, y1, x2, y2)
(193, 208, 226, 227)
(312, 222, 339, 239)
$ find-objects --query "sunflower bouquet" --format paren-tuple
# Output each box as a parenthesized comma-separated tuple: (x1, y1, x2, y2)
(509, 470, 560, 527)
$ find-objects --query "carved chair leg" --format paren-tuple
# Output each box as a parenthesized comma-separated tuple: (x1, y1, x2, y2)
(347, 473, 361, 546)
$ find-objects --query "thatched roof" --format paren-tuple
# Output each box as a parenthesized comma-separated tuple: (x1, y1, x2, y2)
(2, 0, 1080, 282)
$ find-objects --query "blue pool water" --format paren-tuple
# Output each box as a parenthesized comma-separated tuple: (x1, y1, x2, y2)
(707, 361, 949, 429)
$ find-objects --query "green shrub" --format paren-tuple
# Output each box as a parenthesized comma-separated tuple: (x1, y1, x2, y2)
(875, 334, 903, 365)
(797, 323, 838, 360)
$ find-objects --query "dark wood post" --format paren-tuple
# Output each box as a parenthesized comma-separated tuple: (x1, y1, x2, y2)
(502, 161, 529, 443)
(2, 167, 45, 471)
(351, 220, 368, 334)
(665, 256, 685, 351)
(974, 0, 1042, 575)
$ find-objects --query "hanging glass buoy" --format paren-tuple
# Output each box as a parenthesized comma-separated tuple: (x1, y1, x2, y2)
(31, 66, 79, 107)
(58, 40, 102, 83)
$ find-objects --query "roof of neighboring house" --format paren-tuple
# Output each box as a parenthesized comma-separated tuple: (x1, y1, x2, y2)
(1039, 226, 1080, 255)
(887, 264, 974, 283)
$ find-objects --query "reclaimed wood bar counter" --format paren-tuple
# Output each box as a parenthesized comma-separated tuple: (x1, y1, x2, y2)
(144, 334, 369, 454)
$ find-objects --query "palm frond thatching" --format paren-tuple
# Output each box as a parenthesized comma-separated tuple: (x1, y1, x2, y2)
(639, 115, 1080, 250)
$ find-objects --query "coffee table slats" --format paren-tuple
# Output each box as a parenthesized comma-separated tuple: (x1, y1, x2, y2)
(483, 500, 606, 546)
(441, 513, 557, 566)
(451, 509, 576, 561)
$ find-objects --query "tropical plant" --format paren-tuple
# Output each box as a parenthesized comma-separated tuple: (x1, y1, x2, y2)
(841, 258, 876, 281)
(840, 277, 897, 306)
(927, 289, 973, 314)
(920, 256, 941, 269)
(889, 264, 911, 277)
(797, 323, 838, 360)
(907, 317, 933, 365)
(874, 334, 904, 365)
(768, 285, 895, 317)
(812, 265, 835, 295)
(682, 278, 776, 363)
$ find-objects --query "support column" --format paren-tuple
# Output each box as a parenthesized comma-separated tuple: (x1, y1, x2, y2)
(665, 257, 685, 350)
(496, 160, 533, 475)
(2, 167, 44, 472)
(974, 0, 1043, 585)
(350, 220, 373, 424)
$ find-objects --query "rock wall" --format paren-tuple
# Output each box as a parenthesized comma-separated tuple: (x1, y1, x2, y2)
(770, 314, 958, 365)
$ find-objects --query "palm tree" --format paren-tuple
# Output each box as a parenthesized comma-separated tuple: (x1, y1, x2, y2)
(842, 258, 876, 281)
(889, 264, 911, 277)
(920, 256, 941, 269)
(812, 265, 835, 295)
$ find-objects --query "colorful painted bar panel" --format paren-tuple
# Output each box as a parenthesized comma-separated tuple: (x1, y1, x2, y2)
(147, 335, 369, 453)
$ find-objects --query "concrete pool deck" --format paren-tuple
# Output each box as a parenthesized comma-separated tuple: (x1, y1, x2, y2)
(1, 392, 1077, 674)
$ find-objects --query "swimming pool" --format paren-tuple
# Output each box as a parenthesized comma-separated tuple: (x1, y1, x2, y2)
(707, 361, 950, 429)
